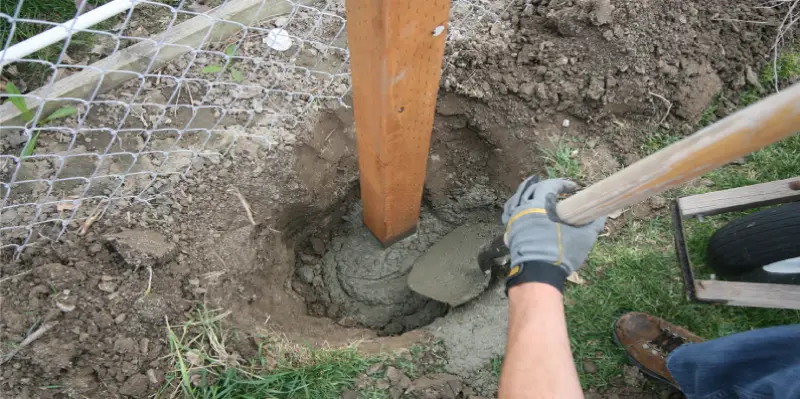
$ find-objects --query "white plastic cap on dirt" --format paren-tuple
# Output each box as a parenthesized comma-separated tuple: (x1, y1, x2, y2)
(264, 28, 292, 51)
(562, 119, 570, 128)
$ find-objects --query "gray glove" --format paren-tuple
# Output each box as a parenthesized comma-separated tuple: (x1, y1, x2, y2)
(502, 177, 606, 292)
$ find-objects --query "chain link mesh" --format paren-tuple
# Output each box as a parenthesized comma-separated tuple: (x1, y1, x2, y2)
(0, 0, 507, 258)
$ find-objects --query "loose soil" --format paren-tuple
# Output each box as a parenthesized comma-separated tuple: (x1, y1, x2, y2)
(1, 0, 796, 397)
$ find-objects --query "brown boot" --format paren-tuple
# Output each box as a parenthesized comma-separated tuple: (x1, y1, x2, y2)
(613, 312, 704, 389)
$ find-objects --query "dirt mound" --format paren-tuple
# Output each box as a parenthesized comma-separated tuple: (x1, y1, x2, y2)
(440, 0, 792, 186)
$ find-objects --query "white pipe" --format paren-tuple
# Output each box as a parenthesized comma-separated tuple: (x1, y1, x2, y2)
(1, 0, 140, 67)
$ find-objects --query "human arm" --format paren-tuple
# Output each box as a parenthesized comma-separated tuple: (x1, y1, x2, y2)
(497, 177, 606, 399)
(499, 283, 581, 399)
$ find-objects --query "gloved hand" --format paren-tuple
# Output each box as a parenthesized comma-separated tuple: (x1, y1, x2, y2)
(502, 177, 606, 292)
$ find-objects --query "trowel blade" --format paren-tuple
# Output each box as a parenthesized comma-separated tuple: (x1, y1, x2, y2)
(407, 223, 504, 307)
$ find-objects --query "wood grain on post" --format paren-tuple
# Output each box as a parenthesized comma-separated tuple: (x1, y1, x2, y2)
(346, 0, 451, 245)
(557, 83, 800, 225)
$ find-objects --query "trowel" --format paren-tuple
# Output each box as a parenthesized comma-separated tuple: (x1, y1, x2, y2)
(407, 225, 509, 307)
(407, 89, 799, 306)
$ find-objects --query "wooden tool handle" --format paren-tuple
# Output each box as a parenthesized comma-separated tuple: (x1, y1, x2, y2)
(556, 82, 800, 225)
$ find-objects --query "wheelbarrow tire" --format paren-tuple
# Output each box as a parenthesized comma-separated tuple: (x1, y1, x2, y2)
(706, 202, 800, 278)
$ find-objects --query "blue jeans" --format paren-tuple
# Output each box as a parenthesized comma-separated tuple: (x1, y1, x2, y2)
(667, 324, 800, 399)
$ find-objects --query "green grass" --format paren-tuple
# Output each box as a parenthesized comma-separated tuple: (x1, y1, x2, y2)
(159, 306, 387, 399)
(184, 349, 372, 398)
(640, 129, 681, 156)
(542, 138, 582, 180)
(0, 0, 110, 88)
(697, 92, 721, 127)
(741, 50, 800, 106)
(565, 53, 800, 390)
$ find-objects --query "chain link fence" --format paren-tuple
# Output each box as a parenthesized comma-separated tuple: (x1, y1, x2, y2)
(0, 0, 509, 258)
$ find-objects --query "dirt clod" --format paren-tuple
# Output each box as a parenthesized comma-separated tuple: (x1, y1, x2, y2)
(341, 389, 359, 399)
(386, 366, 412, 390)
(118, 373, 150, 397)
(105, 229, 176, 268)
(582, 359, 598, 374)
(408, 373, 463, 399)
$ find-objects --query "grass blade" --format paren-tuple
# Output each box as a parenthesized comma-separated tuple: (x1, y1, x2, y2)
(21, 131, 40, 157)
(224, 44, 238, 57)
(44, 106, 77, 122)
(202, 65, 223, 74)
(4, 82, 33, 122)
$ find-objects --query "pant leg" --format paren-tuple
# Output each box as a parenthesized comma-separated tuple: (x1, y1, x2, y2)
(666, 324, 800, 399)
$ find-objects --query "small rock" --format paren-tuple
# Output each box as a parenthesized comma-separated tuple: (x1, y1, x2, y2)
(649, 195, 668, 209)
(519, 82, 535, 97)
(562, 119, 570, 128)
(299, 253, 319, 264)
(310, 238, 326, 255)
(114, 336, 137, 354)
(274, 16, 289, 27)
(56, 298, 77, 312)
(355, 373, 372, 389)
(623, 365, 644, 386)
(139, 338, 150, 354)
(409, 374, 462, 398)
(114, 313, 127, 324)
(745, 66, 764, 93)
(119, 374, 150, 397)
(105, 229, 176, 268)
(729, 157, 746, 165)
(185, 350, 203, 366)
(592, 0, 613, 25)
(296, 266, 315, 284)
(146, 369, 159, 385)
(375, 378, 391, 390)
(586, 76, 605, 100)
(623, 153, 641, 166)
(386, 366, 411, 390)
(98, 281, 118, 293)
(252, 99, 264, 113)
(340, 390, 358, 399)
(582, 359, 598, 374)
(366, 362, 384, 375)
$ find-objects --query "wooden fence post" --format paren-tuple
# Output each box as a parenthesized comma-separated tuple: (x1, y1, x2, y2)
(346, 0, 452, 246)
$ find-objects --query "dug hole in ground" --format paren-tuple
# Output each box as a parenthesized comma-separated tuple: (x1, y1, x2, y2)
(1, 0, 797, 397)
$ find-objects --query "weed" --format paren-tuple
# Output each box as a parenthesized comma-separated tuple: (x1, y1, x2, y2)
(640, 129, 681, 156)
(741, 49, 800, 106)
(490, 357, 503, 378)
(762, 50, 800, 90)
(3, 82, 78, 156)
(697, 92, 721, 127)
(160, 306, 377, 398)
(541, 138, 581, 180)
(202, 44, 245, 82)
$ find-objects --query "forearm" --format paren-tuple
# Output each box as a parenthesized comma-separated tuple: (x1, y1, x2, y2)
(498, 283, 583, 399)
